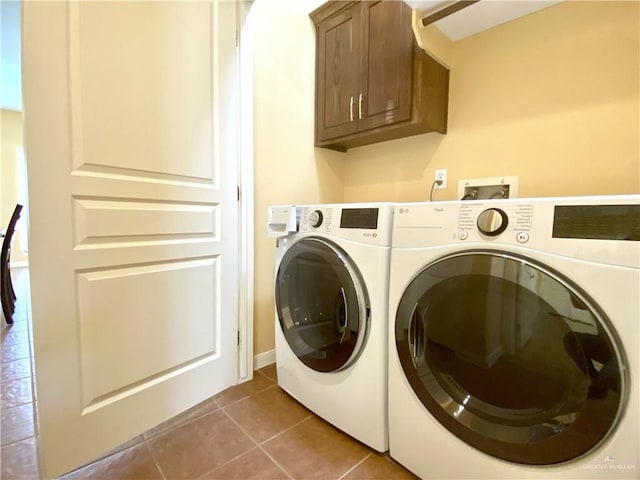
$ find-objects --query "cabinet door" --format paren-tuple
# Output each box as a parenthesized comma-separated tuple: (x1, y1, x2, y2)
(358, 1, 414, 131)
(316, 5, 360, 142)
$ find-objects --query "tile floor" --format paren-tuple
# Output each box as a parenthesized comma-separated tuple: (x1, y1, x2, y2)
(1, 268, 417, 480)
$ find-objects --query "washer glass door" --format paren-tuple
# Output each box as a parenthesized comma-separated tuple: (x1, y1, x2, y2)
(276, 238, 369, 373)
(395, 251, 626, 465)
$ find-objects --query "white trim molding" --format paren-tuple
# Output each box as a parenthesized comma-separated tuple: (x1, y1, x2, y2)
(253, 349, 275, 371)
(9, 261, 29, 269)
(237, 0, 255, 383)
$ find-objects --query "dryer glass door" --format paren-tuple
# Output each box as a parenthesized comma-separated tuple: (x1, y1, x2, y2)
(276, 238, 369, 373)
(395, 250, 626, 465)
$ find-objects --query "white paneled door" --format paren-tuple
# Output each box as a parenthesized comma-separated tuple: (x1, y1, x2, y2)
(22, 1, 241, 477)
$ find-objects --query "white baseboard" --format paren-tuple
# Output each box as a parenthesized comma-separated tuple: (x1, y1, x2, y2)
(253, 349, 275, 370)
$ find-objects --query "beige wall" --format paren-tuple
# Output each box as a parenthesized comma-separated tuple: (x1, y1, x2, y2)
(343, 1, 639, 202)
(1, 108, 28, 263)
(250, 0, 639, 357)
(251, 0, 345, 356)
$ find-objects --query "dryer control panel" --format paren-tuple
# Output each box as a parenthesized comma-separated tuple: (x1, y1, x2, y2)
(458, 203, 533, 243)
(395, 201, 536, 246)
(393, 195, 639, 268)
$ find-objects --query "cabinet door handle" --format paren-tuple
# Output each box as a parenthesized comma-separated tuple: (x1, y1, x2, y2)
(358, 93, 363, 119)
(350, 96, 354, 122)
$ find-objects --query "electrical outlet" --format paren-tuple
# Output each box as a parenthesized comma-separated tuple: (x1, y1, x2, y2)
(434, 169, 447, 189)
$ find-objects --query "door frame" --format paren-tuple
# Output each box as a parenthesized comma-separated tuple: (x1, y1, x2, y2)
(237, 0, 254, 382)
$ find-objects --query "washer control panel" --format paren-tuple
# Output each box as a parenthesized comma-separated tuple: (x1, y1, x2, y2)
(299, 205, 392, 245)
(308, 209, 324, 228)
(302, 208, 334, 232)
(458, 203, 533, 243)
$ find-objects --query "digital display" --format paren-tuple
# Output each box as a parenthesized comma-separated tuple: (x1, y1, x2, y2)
(553, 205, 640, 241)
(340, 208, 379, 230)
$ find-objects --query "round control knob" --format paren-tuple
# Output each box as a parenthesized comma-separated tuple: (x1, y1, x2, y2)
(308, 210, 323, 228)
(477, 208, 508, 236)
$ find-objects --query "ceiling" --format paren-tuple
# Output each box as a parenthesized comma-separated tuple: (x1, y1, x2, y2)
(1, 0, 22, 112)
(404, 0, 563, 41)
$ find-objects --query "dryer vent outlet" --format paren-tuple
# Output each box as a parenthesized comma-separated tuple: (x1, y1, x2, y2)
(458, 176, 519, 200)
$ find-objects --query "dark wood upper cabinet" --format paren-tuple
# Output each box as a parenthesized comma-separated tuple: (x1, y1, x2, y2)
(311, 0, 449, 152)
(315, 5, 361, 140)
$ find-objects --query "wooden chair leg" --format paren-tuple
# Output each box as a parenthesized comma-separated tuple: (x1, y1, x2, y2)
(1, 204, 23, 326)
(2, 278, 14, 325)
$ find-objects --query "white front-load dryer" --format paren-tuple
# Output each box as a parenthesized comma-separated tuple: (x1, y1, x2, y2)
(272, 203, 393, 452)
(388, 195, 639, 478)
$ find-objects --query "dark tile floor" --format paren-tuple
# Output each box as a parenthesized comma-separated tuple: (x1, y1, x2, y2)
(1, 267, 39, 480)
(1, 268, 417, 480)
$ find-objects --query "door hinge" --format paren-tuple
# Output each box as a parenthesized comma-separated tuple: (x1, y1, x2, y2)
(237, 185, 240, 202)
(237, 330, 241, 345)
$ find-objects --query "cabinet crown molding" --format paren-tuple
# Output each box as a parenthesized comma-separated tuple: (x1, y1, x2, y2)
(310, 1, 359, 24)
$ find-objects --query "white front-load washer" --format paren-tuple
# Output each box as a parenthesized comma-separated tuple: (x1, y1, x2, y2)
(272, 203, 393, 452)
(388, 195, 639, 478)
